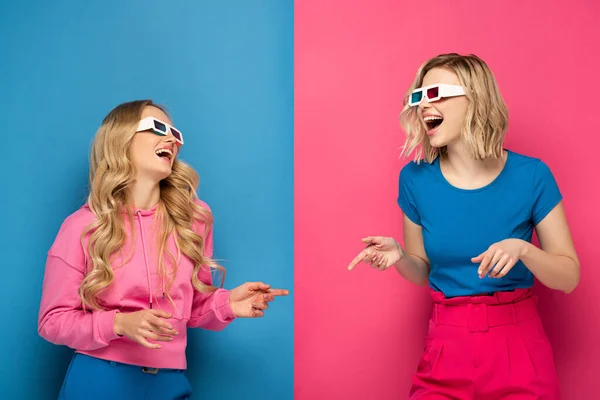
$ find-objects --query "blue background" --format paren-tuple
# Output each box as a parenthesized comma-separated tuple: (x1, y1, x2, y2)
(0, 1, 293, 399)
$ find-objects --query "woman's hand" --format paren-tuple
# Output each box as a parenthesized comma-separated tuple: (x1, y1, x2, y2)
(347, 236, 404, 271)
(229, 282, 289, 318)
(113, 309, 178, 349)
(472, 238, 527, 278)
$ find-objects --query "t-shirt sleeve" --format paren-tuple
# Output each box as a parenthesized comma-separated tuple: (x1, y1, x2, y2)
(531, 160, 563, 225)
(397, 164, 421, 225)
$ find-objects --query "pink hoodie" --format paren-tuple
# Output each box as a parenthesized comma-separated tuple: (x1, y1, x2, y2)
(38, 200, 235, 370)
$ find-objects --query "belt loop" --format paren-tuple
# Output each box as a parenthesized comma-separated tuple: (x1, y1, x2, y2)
(432, 304, 439, 324)
(511, 303, 518, 324)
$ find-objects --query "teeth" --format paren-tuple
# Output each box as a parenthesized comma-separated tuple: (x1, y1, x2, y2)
(424, 115, 443, 122)
(155, 148, 173, 158)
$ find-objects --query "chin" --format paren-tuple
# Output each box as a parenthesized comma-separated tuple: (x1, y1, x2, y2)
(146, 166, 173, 183)
(157, 168, 173, 181)
(427, 134, 447, 148)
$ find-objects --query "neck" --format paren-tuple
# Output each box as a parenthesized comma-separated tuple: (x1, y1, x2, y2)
(129, 177, 161, 210)
(442, 141, 505, 178)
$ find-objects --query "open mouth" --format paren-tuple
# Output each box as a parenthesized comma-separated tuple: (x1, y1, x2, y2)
(155, 148, 173, 163)
(424, 115, 443, 133)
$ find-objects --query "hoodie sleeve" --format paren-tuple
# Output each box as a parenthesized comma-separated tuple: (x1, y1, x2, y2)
(38, 214, 121, 350)
(187, 200, 236, 330)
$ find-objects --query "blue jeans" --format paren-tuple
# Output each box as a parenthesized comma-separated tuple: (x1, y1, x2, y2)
(58, 353, 192, 400)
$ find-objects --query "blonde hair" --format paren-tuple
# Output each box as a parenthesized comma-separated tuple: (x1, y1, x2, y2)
(80, 100, 224, 310)
(399, 53, 509, 163)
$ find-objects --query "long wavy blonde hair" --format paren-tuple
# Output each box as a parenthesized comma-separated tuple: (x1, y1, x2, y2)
(80, 100, 224, 310)
(399, 53, 509, 163)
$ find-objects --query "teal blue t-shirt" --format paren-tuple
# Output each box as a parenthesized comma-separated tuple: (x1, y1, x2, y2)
(397, 150, 562, 298)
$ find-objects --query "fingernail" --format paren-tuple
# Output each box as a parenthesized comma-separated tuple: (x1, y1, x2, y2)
(174, 331, 179, 335)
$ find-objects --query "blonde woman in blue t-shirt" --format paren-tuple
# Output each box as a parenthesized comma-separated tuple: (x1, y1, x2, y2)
(348, 53, 579, 400)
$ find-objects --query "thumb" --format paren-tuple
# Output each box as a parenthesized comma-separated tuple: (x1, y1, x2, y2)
(246, 282, 271, 292)
(471, 253, 484, 263)
(361, 236, 381, 245)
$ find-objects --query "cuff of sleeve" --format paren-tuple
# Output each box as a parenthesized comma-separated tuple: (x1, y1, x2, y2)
(397, 198, 421, 226)
(214, 289, 236, 321)
(533, 195, 563, 225)
(96, 309, 121, 344)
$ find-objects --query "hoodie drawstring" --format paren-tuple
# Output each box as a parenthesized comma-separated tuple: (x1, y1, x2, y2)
(162, 269, 166, 299)
(136, 211, 154, 309)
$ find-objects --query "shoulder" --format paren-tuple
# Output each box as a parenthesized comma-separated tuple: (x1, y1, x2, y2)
(399, 158, 437, 184)
(507, 150, 550, 170)
(192, 197, 214, 237)
(48, 205, 96, 267)
(194, 198, 212, 212)
(53, 205, 96, 242)
(506, 150, 556, 181)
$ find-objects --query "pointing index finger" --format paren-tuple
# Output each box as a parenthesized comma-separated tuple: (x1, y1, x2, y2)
(267, 288, 289, 297)
(348, 249, 369, 271)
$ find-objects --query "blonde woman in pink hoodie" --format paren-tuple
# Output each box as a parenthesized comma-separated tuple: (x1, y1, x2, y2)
(38, 100, 288, 400)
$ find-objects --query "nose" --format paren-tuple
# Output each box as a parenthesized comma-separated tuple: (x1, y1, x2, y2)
(161, 134, 178, 150)
(163, 133, 176, 144)
(418, 95, 431, 111)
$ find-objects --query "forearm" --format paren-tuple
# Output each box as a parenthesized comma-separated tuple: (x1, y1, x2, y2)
(187, 288, 235, 330)
(38, 308, 121, 350)
(38, 254, 121, 350)
(521, 241, 580, 293)
(394, 246, 429, 286)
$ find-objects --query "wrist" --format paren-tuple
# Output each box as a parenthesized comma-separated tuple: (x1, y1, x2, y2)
(113, 313, 124, 337)
(228, 292, 238, 317)
(519, 240, 532, 260)
(394, 240, 405, 266)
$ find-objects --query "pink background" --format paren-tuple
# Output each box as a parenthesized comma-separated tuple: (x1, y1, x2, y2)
(295, 1, 600, 399)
